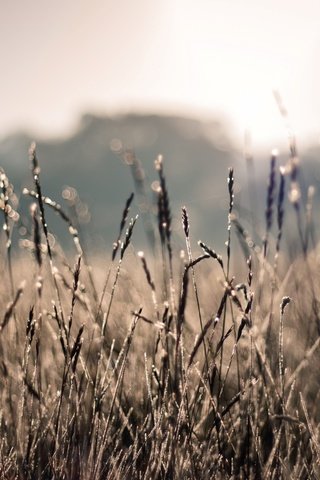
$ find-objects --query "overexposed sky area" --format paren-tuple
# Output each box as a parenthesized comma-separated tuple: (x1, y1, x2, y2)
(1, 0, 320, 147)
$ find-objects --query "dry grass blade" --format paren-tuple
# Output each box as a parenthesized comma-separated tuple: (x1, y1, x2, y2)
(232, 217, 257, 260)
(97, 196, 136, 324)
(181, 206, 189, 238)
(0, 281, 25, 332)
(68, 256, 82, 337)
(29, 143, 52, 261)
(215, 325, 233, 357)
(214, 377, 258, 428)
(198, 240, 224, 271)
(26, 306, 36, 343)
(226, 167, 234, 272)
(30, 203, 42, 268)
(137, 251, 155, 292)
(112, 192, 134, 261)
(70, 324, 84, 371)
(276, 170, 285, 253)
(264, 151, 277, 257)
(181, 206, 209, 378)
(0, 168, 18, 296)
(155, 155, 172, 256)
(188, 291, 227, 368)
(101, 215, 138, 336)
(137, 251, 158, 318)
(300, 393, 320, 462)
(120, 215, 138, 260)
(177, 254, 209, 330)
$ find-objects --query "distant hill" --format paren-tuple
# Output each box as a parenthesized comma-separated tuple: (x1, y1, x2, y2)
(0, 113, 239, 253)
(0, 113, 319, 257)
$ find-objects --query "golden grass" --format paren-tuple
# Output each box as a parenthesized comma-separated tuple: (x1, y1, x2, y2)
(0, 142, 319, 479)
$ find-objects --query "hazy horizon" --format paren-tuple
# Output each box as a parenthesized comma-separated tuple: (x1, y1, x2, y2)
(2, 0, 320, 149)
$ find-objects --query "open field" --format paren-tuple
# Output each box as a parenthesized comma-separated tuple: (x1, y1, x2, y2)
(0, 139, 319, 479)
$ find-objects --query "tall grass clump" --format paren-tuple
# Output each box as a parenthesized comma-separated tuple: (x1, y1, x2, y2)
(0, 136, 319, 480)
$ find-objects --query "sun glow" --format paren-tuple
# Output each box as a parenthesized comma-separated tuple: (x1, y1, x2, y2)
(1, 0, 320, 146)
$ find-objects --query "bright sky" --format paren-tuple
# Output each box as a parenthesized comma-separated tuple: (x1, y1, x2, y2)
(1, 0, 320, 147)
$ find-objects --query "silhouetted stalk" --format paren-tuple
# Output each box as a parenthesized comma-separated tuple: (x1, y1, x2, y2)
(97, 192, 134, 324)
(23, 187, 99, 304)
(155, 156, 175, 313)
(28, 143, 66, 327)
(102, 215, 138, 337)
(137, 251, 159, 320)
(305, 185, 316, 251)
(0, 169, 15, 298)
(274, 90, 306, 256)
(266, 170, 285, 344)
(181, 206, 209, 379)
(279, 297, 291, 403)
(219, 168, 235, 400)
(263, 151, 277, 258)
